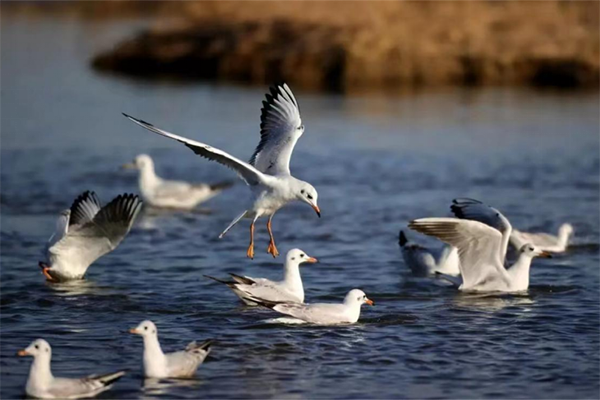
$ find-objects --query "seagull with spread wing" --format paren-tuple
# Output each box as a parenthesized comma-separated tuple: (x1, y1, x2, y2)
(39, 191, 142, 282)
(123, 83, 320, 259)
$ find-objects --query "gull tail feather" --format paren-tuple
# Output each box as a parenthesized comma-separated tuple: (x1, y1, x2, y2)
(94, 370, 127, 386)
(219, 210, 248, 238)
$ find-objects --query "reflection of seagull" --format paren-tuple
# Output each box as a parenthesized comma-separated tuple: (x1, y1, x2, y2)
(129, 320, 213, 379)
(122, 154, 233, 210)
(409, 218, 552, 292)
(398, 230, 460, 277)
(511, 223, 574, 253)
(250, 289, 374, 325)
(18, 339, 126, 399)
(205, 248, 318, 305)
(39, 191, 142, 282)
(123, 83, 320, 259)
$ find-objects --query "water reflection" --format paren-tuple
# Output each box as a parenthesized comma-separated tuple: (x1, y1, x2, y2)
(46, 279, 108, 297)
(451, 292, 535, 312)
(142, 377, 205, 398)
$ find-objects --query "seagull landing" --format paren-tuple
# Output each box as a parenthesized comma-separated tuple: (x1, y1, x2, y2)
(123, 83, 320, 259)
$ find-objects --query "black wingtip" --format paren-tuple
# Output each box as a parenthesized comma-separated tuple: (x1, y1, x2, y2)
(399, 230, 408, 247)
(122, 113, 154, 127)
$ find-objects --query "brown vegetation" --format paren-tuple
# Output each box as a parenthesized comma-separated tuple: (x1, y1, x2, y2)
(10, 1, 600, 92)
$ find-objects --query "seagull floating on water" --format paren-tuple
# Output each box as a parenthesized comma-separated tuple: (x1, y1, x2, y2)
(123, 83, 320, 259)
(39, 191, 142, 282)
(250, 289, 374, 325)
(18, 339, 126, 399)
(122, 154, 233, 210)
(510, 223, 573, 253)
(409, 217, 552, 292)
(129, 320, 213, 379)
(398, 230, 460, 277)
(205, 248, 318, 305)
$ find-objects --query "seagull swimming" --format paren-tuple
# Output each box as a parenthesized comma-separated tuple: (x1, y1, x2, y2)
(250, 289, 374, 325)
(39, 191, 142, 282)
(398, 230, 460, 277)
(18, 339, 126, 399)
(511, 223, 573, 253)
(129, 320, 213, 379)
(409, 218, 552, 292)
(205, 248, 318, 305)
(122, 154, 233, 210)
(123, 83, 320, 259)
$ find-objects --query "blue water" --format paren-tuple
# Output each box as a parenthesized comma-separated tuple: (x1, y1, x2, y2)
(1, 12, 599, 400)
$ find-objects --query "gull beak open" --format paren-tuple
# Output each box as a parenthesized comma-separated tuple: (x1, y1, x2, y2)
(17, 350, 30, 357)
(306, 256, 318, 263)
(312, 204, 321, 218)
(539, 251, 553, 258)
(121, 163, 136, 170)
(365, 298, 374, 306)
(129, 328, 139, 335)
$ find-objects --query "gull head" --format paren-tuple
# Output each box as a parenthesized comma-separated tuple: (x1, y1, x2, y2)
(122, 154, 153, 171)
(344, 289, 374, 307)
(296, 182, 320, 217)
(560, 223, 574, 237)
(286, 248, 318, 266)
(519, 244, 552, 259)
(18, 339, 51, 358)
(129, 320, 158, 337)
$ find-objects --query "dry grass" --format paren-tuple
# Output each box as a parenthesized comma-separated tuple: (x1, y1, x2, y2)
(7, 1, 598, 91)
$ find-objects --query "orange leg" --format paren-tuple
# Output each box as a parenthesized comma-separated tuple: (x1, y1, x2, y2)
(39, 262, 55, 282)
(246, 220, 255, 259)
(266, 215, 279, 258)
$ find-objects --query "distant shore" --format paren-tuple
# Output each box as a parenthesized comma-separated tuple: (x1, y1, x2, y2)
(6, 1, 599, 92)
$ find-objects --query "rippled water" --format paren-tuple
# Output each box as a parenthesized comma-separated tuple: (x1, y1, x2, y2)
(2, 12, 599, 400)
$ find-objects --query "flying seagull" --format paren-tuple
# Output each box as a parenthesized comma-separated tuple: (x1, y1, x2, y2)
(123, 83, 320, 259)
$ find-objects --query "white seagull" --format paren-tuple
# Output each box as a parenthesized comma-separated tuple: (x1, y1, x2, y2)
(409, 218, 552, 292)
(39, 191, 142, 282)
(122, 154, 233, 210)
(250, 289, 374, 325)
(205, 248, 318, 305)
(398, 230, 460, 277)
(510, 223, 574, 253)
(123, 83, 320, 259)
(129, 320, 213, 379)
(18, 339, 126, 399)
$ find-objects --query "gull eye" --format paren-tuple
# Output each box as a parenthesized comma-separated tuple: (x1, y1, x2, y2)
(301, 190, 305, 194)
(300, 254, 304, 258)
(529, 247, 534, 251)
(144, 326, 148, 331)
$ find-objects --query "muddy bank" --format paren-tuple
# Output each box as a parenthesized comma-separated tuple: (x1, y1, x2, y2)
(86, 1, 599, 91)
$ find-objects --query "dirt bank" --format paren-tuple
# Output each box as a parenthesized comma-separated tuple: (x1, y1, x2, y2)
(24, 1, 599, 92)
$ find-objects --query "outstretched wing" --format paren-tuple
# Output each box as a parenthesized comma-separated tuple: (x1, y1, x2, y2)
(249, 83, 303, 176)
(50, 194, 143, 269)
(123, 114, 265, 186)
(450, 198, 507, 232)
(46, 210, 70, 252)
(69, 191, 102, 227)
(409, 218, 510, 289)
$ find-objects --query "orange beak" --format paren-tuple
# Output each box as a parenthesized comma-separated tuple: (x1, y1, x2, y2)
(312, 204, 321, 218)
(365, 298, 374, 306)
(306, 256, 318, 263)
(17, 350, 30, 356)
(539, 251, 553, 258)
(129, 328, 139, 334)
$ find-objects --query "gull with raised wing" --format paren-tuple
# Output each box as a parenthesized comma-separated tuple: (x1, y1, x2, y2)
(129, 320, 213, 379)
(122, 154, 233, 210)
(398, 230, 460, 277)
(123, 83, 320, 259)
(39, 191, 142, 282)
(409, 218, 552, 292)
(250, 289, 374, 325)
(511, 223, 574, 253)
(205, 248, 317, 305)
(17, 339, 126, 399)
